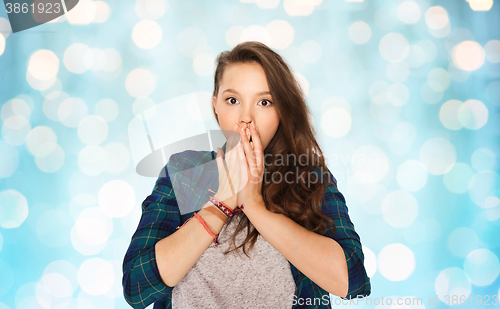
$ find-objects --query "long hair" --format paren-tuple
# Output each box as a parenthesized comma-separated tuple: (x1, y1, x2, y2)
(212, 41, 336, 258)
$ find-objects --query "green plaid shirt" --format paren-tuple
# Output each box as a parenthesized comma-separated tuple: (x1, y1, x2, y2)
(123, 148, 371, 309)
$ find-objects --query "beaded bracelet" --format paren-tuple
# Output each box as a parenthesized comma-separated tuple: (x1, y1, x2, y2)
(176, 212, 220, 248)
(208, 189, 244, 217)
(202, 203, 228, 223)
(193, 212, 219, 247)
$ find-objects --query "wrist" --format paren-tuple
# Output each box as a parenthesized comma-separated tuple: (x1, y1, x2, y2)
(197, 208, 224, 233)
(213, 194, 237, 210)
(209, 195, 243, 218)
(202, 202, 228, 223)
(241, 195, 264, 214)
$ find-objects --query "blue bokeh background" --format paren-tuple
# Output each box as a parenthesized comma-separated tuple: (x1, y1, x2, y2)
(0, 0, 499, 308)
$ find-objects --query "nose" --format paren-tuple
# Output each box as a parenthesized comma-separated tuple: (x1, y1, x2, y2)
(238, 104, 253, 127)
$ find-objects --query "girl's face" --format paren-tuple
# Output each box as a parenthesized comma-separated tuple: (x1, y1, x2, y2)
(212, 61, 280, 150)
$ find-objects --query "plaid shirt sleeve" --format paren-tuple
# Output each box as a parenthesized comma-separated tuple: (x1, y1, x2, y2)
(122, 155, 183, 309)
(322, 171, 371, 301)
(290, 168, 371, 308)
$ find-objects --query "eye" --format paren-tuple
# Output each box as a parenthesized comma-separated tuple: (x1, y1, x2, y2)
(258, 99, 273, 107)
(225, 97, 239, 105)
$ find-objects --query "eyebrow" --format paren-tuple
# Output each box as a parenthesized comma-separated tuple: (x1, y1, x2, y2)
(221, 88, 271, 96)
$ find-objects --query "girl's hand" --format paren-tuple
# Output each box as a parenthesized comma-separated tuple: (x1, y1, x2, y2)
(236, 121, 265, 211)
(213, 124, 244, 211)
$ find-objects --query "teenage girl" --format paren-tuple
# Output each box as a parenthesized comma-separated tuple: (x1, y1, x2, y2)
(123, 41, 371, 309)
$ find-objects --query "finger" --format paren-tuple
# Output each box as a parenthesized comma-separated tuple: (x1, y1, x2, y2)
(217, 147, 231, 180)
(226, 124, 245, 196)
(221, 146, 237, 197)
(224, 127, 239, 168)
(250, 122, 264, 169)
(226, 166, 236, 196)
(233, 123, 244, 145)
(225, 130, 238, 175)
(228, 124, 241, 150)
(215, 147, 230, 200)
(230, 140, 243, 192)
(240, 126, 256, 167)
(236, 140, 248, 190)
(215, 147, 224, 173)
(225, 132, 239, 197)
(240, 127, 260, 185)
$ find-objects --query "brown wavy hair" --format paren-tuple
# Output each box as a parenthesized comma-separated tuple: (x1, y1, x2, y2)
(212, 41, 336, 258)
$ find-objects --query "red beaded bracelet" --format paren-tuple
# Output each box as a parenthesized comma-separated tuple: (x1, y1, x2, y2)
(193, 212, 219, 247)
(176, 212, 220, 248)
(208, 189, 244, 217)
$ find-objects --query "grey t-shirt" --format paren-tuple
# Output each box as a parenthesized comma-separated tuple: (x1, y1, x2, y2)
(172, 212, 297, 308)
